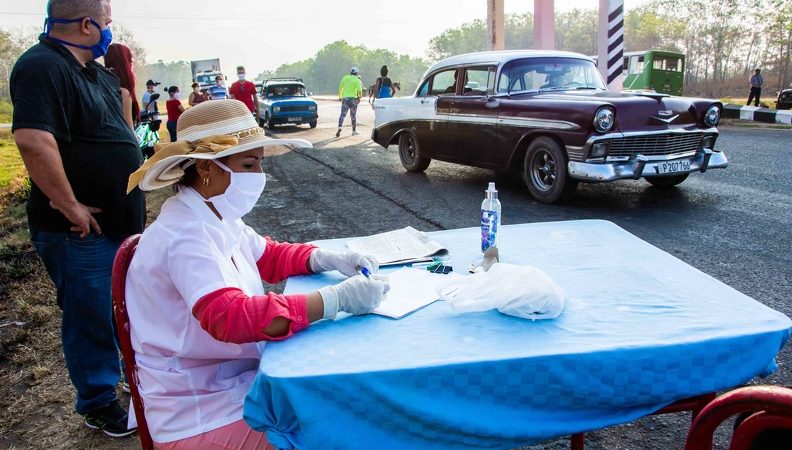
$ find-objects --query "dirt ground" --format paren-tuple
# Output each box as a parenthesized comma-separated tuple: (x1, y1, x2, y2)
(0, 189, 170, 450)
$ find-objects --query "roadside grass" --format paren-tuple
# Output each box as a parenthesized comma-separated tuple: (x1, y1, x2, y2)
(0, 129, 26, 196)
(0, 101, 12, 124)
(719, 97, 778, 109)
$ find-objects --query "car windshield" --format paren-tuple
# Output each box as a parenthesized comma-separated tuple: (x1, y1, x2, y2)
(266, 85, 306, 98)
(498, 57, 606, 93)
(196, 74, 214, 84)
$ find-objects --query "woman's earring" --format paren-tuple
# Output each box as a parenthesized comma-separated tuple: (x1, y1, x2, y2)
(203, 177, 210, 186)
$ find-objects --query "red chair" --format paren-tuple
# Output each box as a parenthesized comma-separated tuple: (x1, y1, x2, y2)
(112, 234, 153, 450)
(685, 386, 792, 450)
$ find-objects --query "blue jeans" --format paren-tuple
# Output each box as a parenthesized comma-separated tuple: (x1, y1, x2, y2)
(30, 227, 123, 414)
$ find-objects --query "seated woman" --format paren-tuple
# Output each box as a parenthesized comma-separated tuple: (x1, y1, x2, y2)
(125, 99, 389, 450)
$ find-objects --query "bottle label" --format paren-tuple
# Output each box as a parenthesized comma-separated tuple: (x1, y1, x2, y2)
(481, 209, 499, 252)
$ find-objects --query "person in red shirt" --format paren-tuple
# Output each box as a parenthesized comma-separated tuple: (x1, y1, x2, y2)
(229, 65, 259, 118)
(165, 85, 186, 142)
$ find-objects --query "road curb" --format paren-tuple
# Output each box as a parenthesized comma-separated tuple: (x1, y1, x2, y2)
(722, 104, 792, 124)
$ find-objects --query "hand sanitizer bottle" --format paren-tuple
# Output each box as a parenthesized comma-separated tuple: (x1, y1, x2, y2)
(480, 182, 501, 253)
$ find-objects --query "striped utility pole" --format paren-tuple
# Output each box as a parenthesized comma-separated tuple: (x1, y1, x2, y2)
(487, 0, 505, 51)
(598, 0, 624, 91)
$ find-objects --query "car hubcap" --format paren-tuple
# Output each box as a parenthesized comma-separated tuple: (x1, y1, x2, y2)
(531, 150, 556, 190)
(404, 137, 416, 162)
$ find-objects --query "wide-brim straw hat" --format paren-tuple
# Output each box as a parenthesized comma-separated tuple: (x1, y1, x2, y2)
(128, 99, 312, 192)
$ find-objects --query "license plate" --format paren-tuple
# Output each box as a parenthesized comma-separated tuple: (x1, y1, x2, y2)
(287, 117, 301, 122)
(657, 159, 691, 174)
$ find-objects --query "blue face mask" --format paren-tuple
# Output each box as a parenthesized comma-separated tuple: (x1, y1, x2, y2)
(44, 17, 113, 59)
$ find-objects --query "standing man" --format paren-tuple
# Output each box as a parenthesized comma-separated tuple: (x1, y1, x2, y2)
(747, 68, 763, 107)
(10, 0, 142, 438)
(208, 75, 228, 100)
(229, 65, 259, 118)
(337, 65, 364, 137)
(141, 79, 160, 115)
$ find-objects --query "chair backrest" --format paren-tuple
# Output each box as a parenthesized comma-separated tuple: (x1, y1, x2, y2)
(684, 385, 792, 450)
(111, 234, 154, 450)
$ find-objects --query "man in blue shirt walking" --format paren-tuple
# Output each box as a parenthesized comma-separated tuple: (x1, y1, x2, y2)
(209, 75, 227, 100)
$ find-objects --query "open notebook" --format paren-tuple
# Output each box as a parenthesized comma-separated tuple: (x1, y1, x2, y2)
(346, 226, 448, 266)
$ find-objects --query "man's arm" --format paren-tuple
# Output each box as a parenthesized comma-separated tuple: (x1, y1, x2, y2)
(13, 129, 102, 237)
(253, 86, 259, 118)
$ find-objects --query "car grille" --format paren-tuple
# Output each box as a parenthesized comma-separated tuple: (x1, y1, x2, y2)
(279, 105, 311, 112)
(608, 133, 703, 158)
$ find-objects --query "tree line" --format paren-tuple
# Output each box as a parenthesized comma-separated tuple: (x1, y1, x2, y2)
(1, 0, 790, 102)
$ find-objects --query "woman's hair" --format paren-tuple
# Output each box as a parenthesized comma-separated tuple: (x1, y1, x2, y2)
(177, 164, 199, 188)
(105, 44, 140, 121)
(191, 82, 199, 89)
(380, 65, 389, 77)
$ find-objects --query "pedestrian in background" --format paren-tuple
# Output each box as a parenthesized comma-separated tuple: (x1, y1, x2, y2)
(374, 65, 396, 100)
(337, 65, 364, 137)
(188, 82, 208, 106)
(747, 68, 763, 107)
(10, 0, 142, 438)
(165, 85, 185, 142)
(104, 43, 139, 130)
(209, 75, 227, 100)
(229, 65, 259, 118)
(142, 79, 161, 115)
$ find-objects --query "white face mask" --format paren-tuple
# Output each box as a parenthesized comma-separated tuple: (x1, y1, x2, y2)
(238, 73, 246, 81)
(207, 159, 266, 221)
(173, 92, 180, 99)
(193, 88, 200, 93)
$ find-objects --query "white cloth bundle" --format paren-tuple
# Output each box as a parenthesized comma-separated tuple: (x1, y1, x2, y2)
(437, 263, 565, 320)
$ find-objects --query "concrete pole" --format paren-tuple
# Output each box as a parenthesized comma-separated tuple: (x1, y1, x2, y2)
(598, 0, 624, 90)
(533, 0, 555, 50)
(487, 0, 505, 51)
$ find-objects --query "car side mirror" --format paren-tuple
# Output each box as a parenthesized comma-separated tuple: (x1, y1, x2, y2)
(308, 92, 313, 96)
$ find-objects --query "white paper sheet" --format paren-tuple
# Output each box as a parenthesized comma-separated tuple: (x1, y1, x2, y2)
(373, 268, 460, 319)
(346, 227, 448, 266)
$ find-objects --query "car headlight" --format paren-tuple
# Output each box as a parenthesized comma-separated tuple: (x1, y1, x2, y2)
(308, 105, 317, 111)
(704, 105, 720, 127)
(593, 107, 615, 133)
(273, 106, 281, 112)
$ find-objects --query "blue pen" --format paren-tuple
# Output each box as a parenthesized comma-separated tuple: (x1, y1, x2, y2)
(360, 267, 371, 278)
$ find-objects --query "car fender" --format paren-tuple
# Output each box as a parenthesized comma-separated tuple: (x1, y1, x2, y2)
(506, 131, 567, 171)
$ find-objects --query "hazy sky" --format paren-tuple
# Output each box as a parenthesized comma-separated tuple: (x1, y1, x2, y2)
(1, 0, 650, 76)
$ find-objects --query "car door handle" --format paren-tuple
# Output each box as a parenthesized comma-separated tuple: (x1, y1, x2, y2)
(420, 99, 431, 104)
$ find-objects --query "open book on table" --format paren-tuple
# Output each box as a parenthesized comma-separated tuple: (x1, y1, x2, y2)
(346, 226, 448, 266)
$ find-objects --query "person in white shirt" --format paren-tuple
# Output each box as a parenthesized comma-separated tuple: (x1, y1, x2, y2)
(125, 99, 389, 449)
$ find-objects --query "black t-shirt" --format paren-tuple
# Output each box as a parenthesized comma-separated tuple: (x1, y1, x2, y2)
(10, 35, 145, 236)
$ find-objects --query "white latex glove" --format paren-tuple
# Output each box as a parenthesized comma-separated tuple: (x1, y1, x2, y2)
(310, 248, 379, 277)
(319, 274, 390, 319)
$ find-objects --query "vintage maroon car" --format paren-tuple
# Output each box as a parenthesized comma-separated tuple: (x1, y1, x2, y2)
(372, 50, 727, 203)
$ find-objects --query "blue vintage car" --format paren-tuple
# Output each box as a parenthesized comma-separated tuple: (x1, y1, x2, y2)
(256, 78, 318, 129)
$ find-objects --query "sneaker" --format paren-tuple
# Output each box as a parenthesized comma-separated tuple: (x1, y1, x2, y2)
(121, 380, 130, 394)
(84, 401, 137, 438)
(352, 130, 360, 136)
(336, 128, 341, 137)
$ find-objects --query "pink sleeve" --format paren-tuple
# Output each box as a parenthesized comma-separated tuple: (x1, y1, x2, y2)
(255, 236, 317, 284)
(192, 287, 309, 344)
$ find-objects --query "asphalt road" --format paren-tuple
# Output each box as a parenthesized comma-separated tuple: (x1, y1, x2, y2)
(252, 99, 792, 449)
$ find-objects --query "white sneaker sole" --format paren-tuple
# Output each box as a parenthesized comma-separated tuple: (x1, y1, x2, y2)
(85, 419, 138, 438)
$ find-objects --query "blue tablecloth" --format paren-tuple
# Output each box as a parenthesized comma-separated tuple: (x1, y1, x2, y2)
(244, 220, 791, 450)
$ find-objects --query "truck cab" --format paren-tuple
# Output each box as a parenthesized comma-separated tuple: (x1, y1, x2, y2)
(195, 71, 225, 95)
(257, 78, 318, 129)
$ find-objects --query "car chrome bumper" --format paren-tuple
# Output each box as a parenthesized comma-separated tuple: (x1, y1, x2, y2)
(567, 149, 728, 182)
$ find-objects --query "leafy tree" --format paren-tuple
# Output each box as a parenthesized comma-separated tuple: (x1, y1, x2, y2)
(254, 40, 429, 95)
(0, 27, 38, 101)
